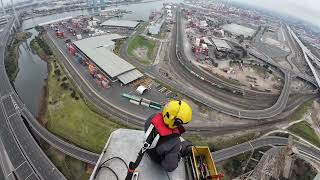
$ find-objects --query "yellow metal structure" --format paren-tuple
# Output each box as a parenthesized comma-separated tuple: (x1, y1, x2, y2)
(191, 146, 220, 180)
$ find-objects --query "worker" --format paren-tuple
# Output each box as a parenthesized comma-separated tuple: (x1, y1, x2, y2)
(144, 100, 193, 172)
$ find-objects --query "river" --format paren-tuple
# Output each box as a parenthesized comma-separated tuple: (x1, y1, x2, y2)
(13, 0, 182, 116)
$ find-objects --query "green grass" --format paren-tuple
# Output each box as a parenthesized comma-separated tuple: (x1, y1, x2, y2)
(44, 60, 122, 153)
(286, 99, 314, 121)
(127, 35, 156, 64)
(221, 152, 251, 179)
(288, 121, 320, 148)
(45, 146, 91, 180)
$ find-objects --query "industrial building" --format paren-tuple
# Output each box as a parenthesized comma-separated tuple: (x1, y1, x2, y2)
(148, 23, 162, 35)
(222, 23, 256, 38)
(73, 35, 143, 85)
(211, 38, 231, 52)
(101, 20, 140, 30)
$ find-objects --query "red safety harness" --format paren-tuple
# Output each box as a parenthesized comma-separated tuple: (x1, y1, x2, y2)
(151, 113, 185, 136)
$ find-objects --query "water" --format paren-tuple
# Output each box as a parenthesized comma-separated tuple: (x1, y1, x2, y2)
(112, 0, 183, 21)
(14, 0, 182, 116)
(14, 29, 48, 115)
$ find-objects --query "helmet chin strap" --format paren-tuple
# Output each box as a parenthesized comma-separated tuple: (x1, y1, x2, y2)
(173, 101, 182, 127)
(163, 100, 183, 128)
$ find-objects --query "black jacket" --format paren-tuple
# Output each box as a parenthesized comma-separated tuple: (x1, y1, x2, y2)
(144, 114, 182, 172)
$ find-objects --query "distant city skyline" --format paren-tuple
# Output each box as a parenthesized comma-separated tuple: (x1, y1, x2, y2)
(230, 0, 320, 27)
(1, 0, 320, 28)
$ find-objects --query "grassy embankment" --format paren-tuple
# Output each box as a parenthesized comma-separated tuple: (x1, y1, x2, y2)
(127, 35, 156, 64)
(5, 32, 32, 82)
(44, 58, 122, 153)
(288, 121, 320, 148)
(286, 99, 314, 121)
(44, 143, 91, 180)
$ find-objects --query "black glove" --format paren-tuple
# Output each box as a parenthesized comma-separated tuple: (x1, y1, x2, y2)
(180, 140, 193, 157)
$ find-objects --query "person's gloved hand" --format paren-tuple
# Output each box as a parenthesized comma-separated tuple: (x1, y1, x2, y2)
(180, 140, 193, 157)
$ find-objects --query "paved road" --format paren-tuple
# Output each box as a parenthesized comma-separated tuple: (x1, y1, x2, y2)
(213, 136, 320, 163)
(0, 18, 66, 180)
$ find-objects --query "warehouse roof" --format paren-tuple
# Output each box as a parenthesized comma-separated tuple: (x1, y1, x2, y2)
(101, 20, 140, 28)
(211, 38, 231, 51)
(90, 129, 186, 180)
(74, 35, 143, 84)
(117, 69, 143, 85)
(222, 23, 255, 37)
(38, 16, 73, 26)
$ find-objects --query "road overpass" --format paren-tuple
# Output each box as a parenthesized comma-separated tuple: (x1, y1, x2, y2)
(287, 26, 320, 89)
(213, 136, 320, 163)
(0, 18, 66, 180)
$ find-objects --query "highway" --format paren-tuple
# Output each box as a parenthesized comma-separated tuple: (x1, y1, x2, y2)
(0, 19, 66, 180)
(287, 26, 320, 89)
(213, 136, 320, 163)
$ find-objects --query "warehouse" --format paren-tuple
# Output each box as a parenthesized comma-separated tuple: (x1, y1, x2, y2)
(211, 38, 231, 52)
(73, 35, 143, 85)
(222, 23, 256, 38)
(100, 20, 140, 30)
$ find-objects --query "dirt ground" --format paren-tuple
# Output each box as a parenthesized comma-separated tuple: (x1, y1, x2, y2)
(262, 36, 290, 53)
(194, 60, 282, 93)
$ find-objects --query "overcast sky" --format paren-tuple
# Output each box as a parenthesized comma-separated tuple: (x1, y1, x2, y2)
(230, 0, 320, 27)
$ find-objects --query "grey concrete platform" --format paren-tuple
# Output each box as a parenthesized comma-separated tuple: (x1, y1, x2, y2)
(90, 129, 186, 180)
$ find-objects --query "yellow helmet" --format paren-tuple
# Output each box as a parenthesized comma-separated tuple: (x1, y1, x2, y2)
(162, 100, 192, 129)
